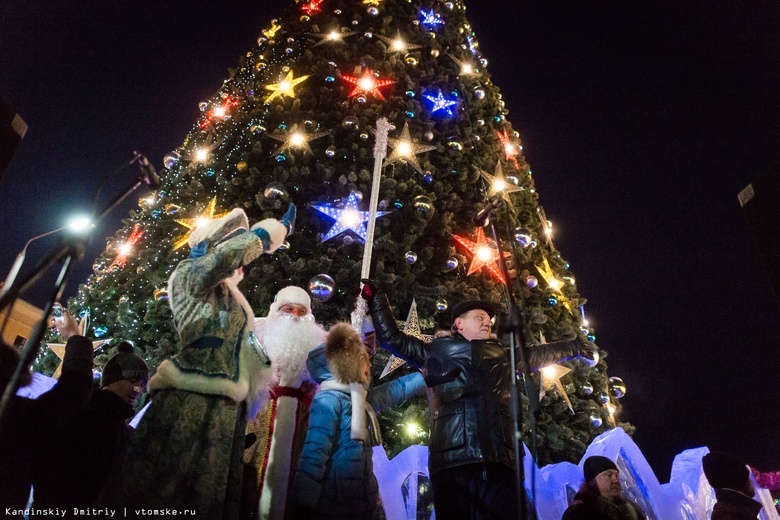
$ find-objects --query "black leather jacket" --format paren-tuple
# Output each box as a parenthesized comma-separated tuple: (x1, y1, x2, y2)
(368, 290, 584, 475)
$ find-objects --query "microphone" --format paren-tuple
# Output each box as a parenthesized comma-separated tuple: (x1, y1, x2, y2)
(474, 195, 504, 227)
(134, 151, 161, 190)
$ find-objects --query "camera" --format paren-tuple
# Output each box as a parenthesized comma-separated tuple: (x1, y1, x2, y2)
(51, 303, 64, 322)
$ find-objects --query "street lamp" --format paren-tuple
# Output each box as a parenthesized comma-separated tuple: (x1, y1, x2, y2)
(0, 216, 93, 297)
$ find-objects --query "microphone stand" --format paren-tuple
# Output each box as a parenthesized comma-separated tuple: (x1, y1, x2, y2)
(475, 197, 537, 520)
(0, 154, 160, 437)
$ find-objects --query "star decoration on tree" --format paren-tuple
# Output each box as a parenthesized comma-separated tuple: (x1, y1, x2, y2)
(307, 29, 357, 47)
(535, 257, 573, 312)
(47, 316, 109, 379)
(380, 299, 432, 378)
(174, 198, 230, 250)
(108, 224, 144, 270)
(300, 0, 324, 16)
(199, 97, 239, 129)
(264, 70, 312, 104)
(385, 122, 436, 174)
(340, 68, 395, 100)
(424, 91, 459, 118)
(420, 9, 445, 29)
(539, 363, 574, 413)
(375, 32, 421, 53)
(311, 191, 391, 242)
(185, 134, 221, 165)
(497, 129, 521, 168)
(267, 125, 330, 156)
(453, 227, 511, 284)
(362, 0, 383, 5)
(478, 162, 520, 206)
(449, 54, 481, 77)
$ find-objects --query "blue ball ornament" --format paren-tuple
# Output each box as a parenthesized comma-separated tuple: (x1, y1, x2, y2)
(547, 296, 558, 306)
(94, 325, 108, 338)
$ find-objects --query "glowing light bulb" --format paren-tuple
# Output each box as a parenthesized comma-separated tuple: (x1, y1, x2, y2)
(581, 319, 590, 328)
(606, 403, 616, 416)
(328, 31, 340, 41)
(341, 209, 360, 227)
(541, 365, 557, 378)
(195, 217, 209, 228)
(462, 64, 473, 74)
(392, 38, 405, 51)
(290, 132, 305, 147)
(358, 76, 375, 91)
(398, 141, 412, 156)
(476, 245, 493, 262)
(279, 81, 291, 93)
(213, 106, 226, 118)
(548, 278, 562, 291)
(195, 148, 209, 162)
(504, 143, 516, 155)
(118, 243, 132, 255)
(493, 179, 507, 192)
(404, 421, 422, 437)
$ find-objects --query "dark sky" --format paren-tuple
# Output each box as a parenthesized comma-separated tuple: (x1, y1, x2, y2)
(2, 1, 779, 481)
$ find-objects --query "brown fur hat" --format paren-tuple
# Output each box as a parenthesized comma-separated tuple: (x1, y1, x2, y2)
(325, 322, 368, 384)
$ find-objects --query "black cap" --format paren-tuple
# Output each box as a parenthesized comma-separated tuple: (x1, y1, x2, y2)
(583, 456, 618, 482)
(451, 300, 496, 323)
(702, 451, 750, 490)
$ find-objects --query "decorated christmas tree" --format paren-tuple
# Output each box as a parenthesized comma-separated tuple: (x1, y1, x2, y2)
(49, 0, 630, 465)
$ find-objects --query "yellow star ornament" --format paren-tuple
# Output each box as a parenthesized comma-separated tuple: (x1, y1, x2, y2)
(385, 122, 436, 175)
(264, 70, 311, 104)
(380, 299, 432, 378)
(478, 162, 520, 207)
(47, 317, 109, 379)
(539, 363, 574, 413)
(174, 198, 230, 250)
(535, 257, 573, 312)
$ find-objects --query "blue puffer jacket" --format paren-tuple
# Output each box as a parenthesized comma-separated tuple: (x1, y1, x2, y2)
(289, 346, 424, 520)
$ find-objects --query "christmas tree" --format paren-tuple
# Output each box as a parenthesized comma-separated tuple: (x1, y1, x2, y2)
(51, 0, 630, 465)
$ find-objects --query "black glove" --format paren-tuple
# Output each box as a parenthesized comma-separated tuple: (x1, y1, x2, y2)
(360, 278, 379, 300)
(580, 343, 599, 367)
(423, 367, 462, 387)
(290, 507, 314, 520)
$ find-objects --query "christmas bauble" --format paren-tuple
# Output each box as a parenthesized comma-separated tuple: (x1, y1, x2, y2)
(325, 146, 337, 157)
(342, 116, 359, 129)
(264, 182, 288, 200)
(405, 251, 418, 264)
(589, 413, 603, 428)
(278, 240, 290, 251)
(514, 228, 533, 247)
(446, 257, 459, 270)
(163, 151, 181, 169)
(154, 287, 169, 302)
(526, 276, 538, 288)
(473, 87, 485, 100)
(581, 382, 594, 396)
(596, 392, 610, 404)
(309, 274, 336, 301)
(547, 296, 558, 306)
(94, 325, 108, 338)
(435, 299, 448, 312)
(608, 377, 627, 399)
(413, 195, 435, 219)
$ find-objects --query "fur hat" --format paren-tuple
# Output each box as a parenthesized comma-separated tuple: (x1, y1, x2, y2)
(702, 451, 750, 490)
(188, 208, 249, 248)
(325, 322, 368, 384)
(101, 342, 149, 388)
(584, 455, 619, 482)
(267, 286, 312, 317)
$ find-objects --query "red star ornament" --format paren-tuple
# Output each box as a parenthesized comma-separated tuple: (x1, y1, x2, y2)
(340, 68, 395, 100)
(108, 224, 144, 270)
(453, 227, 510, 284)
(301, 0, 324, 15)
(497, 129, 520, 169)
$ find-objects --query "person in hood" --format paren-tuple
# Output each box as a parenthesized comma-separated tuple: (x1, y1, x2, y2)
(562, 455, 646, 520)
(703, 451, 763, 520)
(289, 322, 425, 520)
(108, 205, 294, 519)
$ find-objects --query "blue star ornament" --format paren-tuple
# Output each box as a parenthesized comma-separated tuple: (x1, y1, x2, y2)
(425, 91, 458, 117)
(420, 9, 445, 29)
(311, 192, 390, 242)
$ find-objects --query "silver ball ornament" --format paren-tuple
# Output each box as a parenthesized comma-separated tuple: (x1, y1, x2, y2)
(163, 151, 181, 169)
(264, 182, 288, 200)
(435, 299, 449, 312)
(596, 392, 610, 405)
(581, 382, 594, 396)
(608, 377, 627, 399)
(514, 228, 533, 247)
(526, 275, 538, 288)
(412, 195, 435, 219)
(446, 257, 459, 270)
(405, 251, 418, 264)
(589, 413, 603, 428)
(309, 274, 336, 302)
(342, 116, 359, 129)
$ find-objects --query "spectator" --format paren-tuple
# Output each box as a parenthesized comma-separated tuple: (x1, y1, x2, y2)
(562, 455, 646, 520)
(0, 309, 94, 509)
(703, 451, 763, 520)
(32, 341, 148, 509)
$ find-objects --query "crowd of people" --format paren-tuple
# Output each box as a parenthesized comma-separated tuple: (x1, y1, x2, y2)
(0, 206, 767, 519)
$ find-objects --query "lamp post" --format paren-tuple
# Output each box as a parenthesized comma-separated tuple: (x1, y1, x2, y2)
(0, 217, 92, 297)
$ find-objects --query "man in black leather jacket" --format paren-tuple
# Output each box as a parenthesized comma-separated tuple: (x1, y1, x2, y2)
(361, 279, 595, 520)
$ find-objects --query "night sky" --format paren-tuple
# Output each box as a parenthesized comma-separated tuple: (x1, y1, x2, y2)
(2, 1, 779, 481)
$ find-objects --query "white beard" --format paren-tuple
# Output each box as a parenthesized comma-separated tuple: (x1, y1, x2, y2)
(257, 312, 326, 388)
